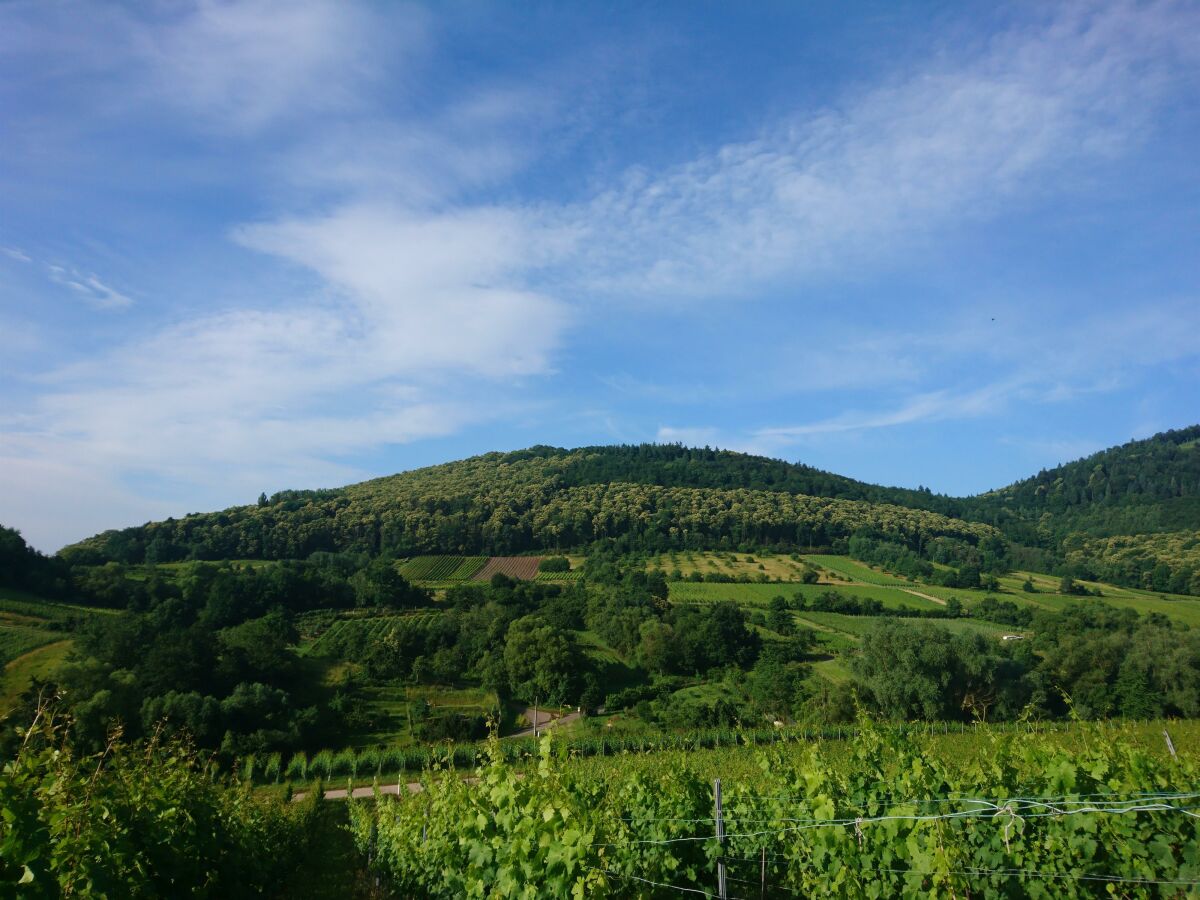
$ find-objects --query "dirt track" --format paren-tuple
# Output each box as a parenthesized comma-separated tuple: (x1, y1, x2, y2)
(901, 588, 947, 606)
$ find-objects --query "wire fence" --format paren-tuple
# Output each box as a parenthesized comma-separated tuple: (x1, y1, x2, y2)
(586, 787, 1200, 897)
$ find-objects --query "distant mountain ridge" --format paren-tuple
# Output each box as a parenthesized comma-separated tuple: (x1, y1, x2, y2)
(58, 427, 1200, 593)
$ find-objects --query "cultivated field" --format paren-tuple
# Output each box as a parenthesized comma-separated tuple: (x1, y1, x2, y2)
(397, 555, 486, 581)
(473, 557, 542, 581)
(395, 555, 565, 585)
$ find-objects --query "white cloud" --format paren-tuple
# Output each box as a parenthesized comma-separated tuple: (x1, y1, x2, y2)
(234, 204, 572, 377)
(1, 246, 31, 263)
(2, 199, 573, 547)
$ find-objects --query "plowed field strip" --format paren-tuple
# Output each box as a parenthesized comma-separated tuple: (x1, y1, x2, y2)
(473, 557, 543, 581)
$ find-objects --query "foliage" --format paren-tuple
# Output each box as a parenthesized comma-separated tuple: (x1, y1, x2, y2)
(351, 721, 1200, 898)
(0, 706, 327, 897)
(59, 448, 1002, 564)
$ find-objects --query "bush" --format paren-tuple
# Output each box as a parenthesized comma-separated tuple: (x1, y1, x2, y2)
(0, 708, 325, 896)
(538, 556, 571, 573)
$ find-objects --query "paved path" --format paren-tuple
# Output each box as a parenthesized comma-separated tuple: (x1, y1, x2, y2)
(308, 781, 425, 801)
(296, 774, 521, 802)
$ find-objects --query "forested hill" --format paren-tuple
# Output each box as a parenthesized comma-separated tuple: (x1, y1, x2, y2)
(967, 425, 1200, 537)
(57, 430, 1200, 590)
(59, 445, 998, 565)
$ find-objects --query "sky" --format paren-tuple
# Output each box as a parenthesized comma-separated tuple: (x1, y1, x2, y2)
(1, 1, 1198, 552)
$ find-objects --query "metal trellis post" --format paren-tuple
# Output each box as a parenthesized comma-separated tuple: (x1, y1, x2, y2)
(715, 778, 727, 899)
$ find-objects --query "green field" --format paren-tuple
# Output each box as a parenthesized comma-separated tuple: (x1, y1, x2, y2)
(344, 684, 499, 748)
(804, 554, 916, 585)
(668, 580, 943, 611)
(797, 556, 1200, 627)
(0, 639, 73, 716)
(796, 611, 1011, 640)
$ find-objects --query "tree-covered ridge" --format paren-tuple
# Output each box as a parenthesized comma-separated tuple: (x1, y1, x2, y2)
(62, 473, 1000, 565)
(971, 426, 1200, 524)
(57, 428, 1200, 591)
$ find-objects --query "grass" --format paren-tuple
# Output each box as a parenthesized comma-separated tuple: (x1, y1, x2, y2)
(811, 657, 853, 684)
(795, 612, 1011, 640)
(0, 639, 73, 716)
(803, 555, 914, 586)
(1029, 591, 1200, 627)
(340, 683, 500, 749)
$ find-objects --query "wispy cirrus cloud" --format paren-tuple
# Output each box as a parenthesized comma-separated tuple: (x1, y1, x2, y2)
(757, 381, 1022, 440)
(2, 1, 1198, 550)
(564, 2, 1199, 301)
(1, 246, 31, 263)
(142, 0, 405, 132)
(751, 295, 1200, 445)
(46, 264, 133, 310)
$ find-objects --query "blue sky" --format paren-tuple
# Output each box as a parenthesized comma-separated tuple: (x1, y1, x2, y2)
(2, 1, 1198, 551)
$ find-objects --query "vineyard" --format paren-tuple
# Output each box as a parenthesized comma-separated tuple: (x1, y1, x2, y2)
(305, 613, 441, 657)
(348, 720, 1200, 897)
(396, 555, 552, 584)
(0, 624, 62, 667)
(245, 718, 1177, 789)
(535, 570, 584, 583)
(397, 555, 487, 581)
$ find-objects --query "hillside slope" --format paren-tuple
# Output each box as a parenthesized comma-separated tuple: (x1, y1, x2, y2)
(58, 430, 1200, 592)
(60, 446, 999, 564)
